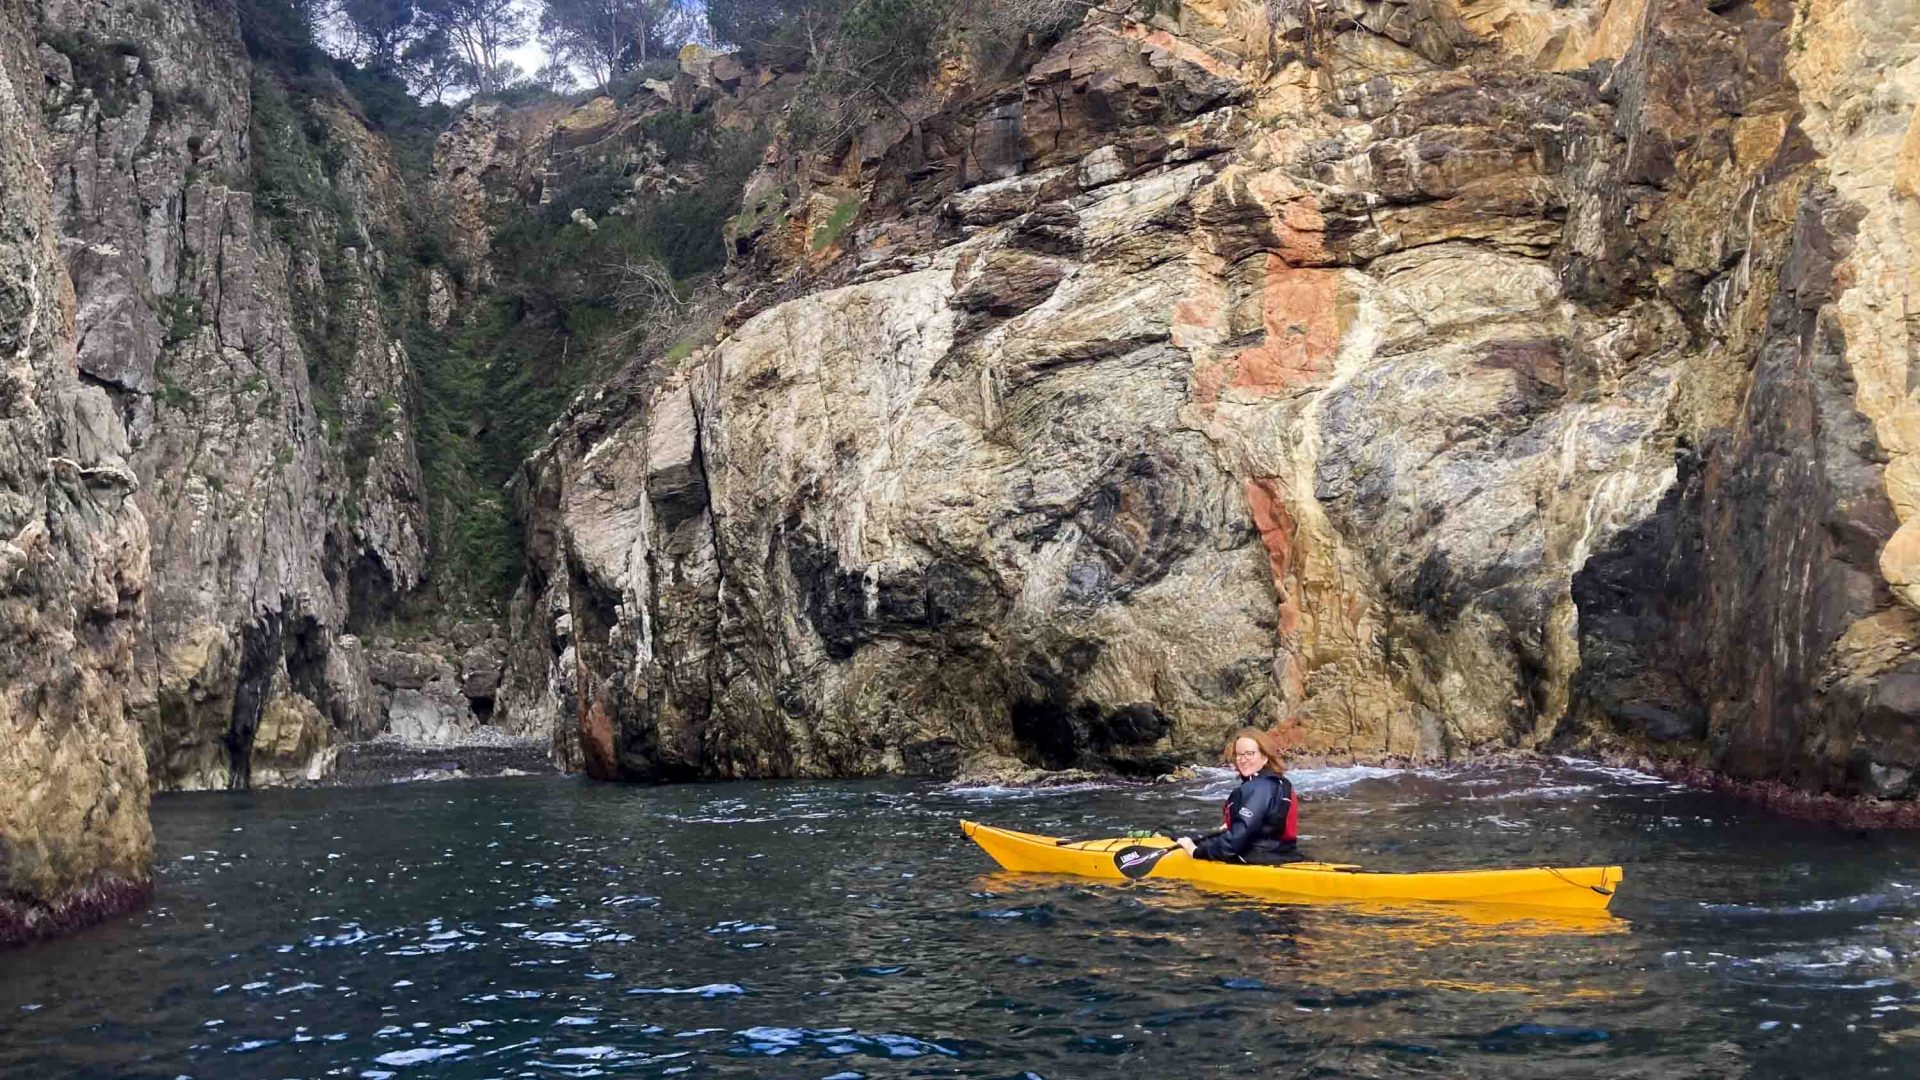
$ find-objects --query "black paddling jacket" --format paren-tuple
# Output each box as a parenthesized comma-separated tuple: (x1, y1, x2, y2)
(1192, 769, 1298, 861)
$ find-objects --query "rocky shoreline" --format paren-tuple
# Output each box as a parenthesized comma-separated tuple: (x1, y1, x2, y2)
(0, 875, 153, 949)
(6, 0, 1920, 949)
(1610, 755, 1920, 831)
(955, 746, 1920, 831)
(326, 736, 560, 787)
(321, 741, 1920, 833)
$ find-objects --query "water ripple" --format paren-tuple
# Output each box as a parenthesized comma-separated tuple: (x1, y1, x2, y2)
(5, 766, 1920, 1079)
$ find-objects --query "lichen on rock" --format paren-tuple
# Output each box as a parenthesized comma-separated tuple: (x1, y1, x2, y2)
(0, 0, 152, 944)
(504, 0, 1920, 802)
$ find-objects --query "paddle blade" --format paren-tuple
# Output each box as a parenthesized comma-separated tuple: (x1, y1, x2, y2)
(1113, 844, 1176, 880)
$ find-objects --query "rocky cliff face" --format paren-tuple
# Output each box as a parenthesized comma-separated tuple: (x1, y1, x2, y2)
(1560, 0, 1920, 797)
(8, 0, 779, 808)
(29, 0, 432, 791)
(510, 0, 1920, 796)
(0, 0, 151, 944)
(5, 0, 1917, 901)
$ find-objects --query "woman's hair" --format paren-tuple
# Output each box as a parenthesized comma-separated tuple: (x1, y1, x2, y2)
(1221, 727, 1288, 773)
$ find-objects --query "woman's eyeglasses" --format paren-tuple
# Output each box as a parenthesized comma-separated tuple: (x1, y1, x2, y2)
(1232, 750, 1264, 760)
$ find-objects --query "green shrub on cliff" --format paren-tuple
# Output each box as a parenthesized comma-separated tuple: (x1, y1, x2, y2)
(472, 120, 761, 425)
(231, 0, 944, 615)
(396, 110, 761, 608)
(407, 301, 526, 603)
(810, 191, 860, 252)
(710, 0, 1086, 154)
(239, 0, 375, 454)
(249, 72, 353, 230)
(43, 33, 150, 118)
(160, 295, 203, 345)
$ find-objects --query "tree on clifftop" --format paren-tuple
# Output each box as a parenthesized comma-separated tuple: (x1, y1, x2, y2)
(705, 0, 843, 68)
(705, 0, 1085, 155)
(323, 0, 502, 101)
(335, 0, 419, 68)
(416, 0, 529, 94)
(538, 0, 701, 92)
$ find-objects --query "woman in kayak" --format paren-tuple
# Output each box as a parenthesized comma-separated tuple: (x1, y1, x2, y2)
(1175, 728, 1300, 864)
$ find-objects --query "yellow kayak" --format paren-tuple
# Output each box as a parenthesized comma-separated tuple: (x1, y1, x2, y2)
(961, 820, 1623, 914)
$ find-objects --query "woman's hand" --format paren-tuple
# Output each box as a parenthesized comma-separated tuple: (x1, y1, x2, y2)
(1175, 836, 1197, 855)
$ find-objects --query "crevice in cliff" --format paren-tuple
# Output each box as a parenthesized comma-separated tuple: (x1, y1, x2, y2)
(75, 368, 137, 431)
(686, 386, 727, 761)
(345, 552, 399, 635)
(225, 612, 283, 790)
(1010, 645, 1180, 776)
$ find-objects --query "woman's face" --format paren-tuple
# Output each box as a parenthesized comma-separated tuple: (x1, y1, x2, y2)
(1231, 736, 1266, 779)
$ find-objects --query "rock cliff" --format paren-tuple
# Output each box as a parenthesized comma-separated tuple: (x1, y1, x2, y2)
(30, 0, 434, 791)
(509, 0, 1920, 796)
(0, 0, 151, 944)
(5, 0, 1920, 949)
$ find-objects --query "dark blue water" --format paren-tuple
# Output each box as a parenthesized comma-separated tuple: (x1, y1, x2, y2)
(5, 759, 1920, 1078)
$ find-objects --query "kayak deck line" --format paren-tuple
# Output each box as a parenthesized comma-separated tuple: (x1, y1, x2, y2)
(1051, 834, 1366, 872)
(960, 820, 1623, 914)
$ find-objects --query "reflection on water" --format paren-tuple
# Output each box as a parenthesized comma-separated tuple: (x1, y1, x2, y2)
(4, 759, 1920, 1077)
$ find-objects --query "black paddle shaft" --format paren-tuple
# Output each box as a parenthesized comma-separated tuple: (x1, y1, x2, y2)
(1113, 844, 1178, 880)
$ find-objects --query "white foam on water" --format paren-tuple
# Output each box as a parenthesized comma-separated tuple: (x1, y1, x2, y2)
(372, 1044, 473, 1066)
(1679, 939, 1919, 992)
(1552, 755, 1682, 787)
(1289, 765, 1410, 794)
(1701, 891, 1911, 917)
(627, 983, 747, 997)
(943, 781, 1124, 801)
(1467, 784, 1599, 801)
(1184, 764, 1409, 800)
(732, 1026, 956, 1059)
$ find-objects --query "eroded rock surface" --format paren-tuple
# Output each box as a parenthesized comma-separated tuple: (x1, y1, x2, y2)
(511, 0, 1920, 797)
(366, 627, 508, 744)
(33, 0, 427, 791)
(0, 0, 151, 944)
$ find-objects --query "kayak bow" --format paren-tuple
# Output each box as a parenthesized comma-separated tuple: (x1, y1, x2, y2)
(960, 820, 1622, 913)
